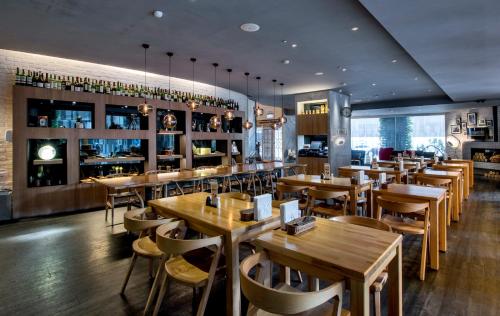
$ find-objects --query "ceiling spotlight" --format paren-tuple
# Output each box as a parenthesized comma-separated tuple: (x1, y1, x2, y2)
(240, 23, 260, 32)
(281, 40, 288, 44)
(349, 93, 353, 96)
(374, 94, 380, 98)
(414, 77, 419, 80)
(371, 83, 377, 86)
(314, 72, 324, 76)
(339, 89, 343, 93)
(391, 59, 397, 63)
(391, 91, 396, 95)
(427, 89, 432, 92)
(351, 26, 359, 31)
(153, 10, 164, 18)
(341, 82, 347, 86)
(291, 43, 298, 48)
(341, 67, 347, 72)
(282, 59, 291, 64)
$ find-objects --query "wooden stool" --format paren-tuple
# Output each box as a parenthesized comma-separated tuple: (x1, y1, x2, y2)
(145, 221, 223, 316)
(376, 196, 430, 280)
(240, 251, 350, 316)
(120, 208, 175, 294)
(331, 216, 391, 316)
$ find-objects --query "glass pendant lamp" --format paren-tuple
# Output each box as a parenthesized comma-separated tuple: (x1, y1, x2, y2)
(254, 76, 264, 117)
(138, 43, 153, 116)
(186, 58, 200, 111)
(209, 63, 221, 129)
(271, 79, 281, 130)
(162, 52, 177, 129)
(224, 69, 235, 121)
(278, 82, 287, 125)
(242, 72, 253, 130)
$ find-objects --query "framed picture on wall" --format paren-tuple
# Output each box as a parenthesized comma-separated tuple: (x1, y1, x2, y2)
(450, 125, 461, 134)
(461, 122, 467, 131)
(486, 120, 493, 127)
(456, 118, 461, 125)
(467, 112, 477, 125)
(478, 119, 487, 127)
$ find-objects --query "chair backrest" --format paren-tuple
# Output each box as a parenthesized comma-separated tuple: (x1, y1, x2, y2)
(338, 169, 360, 178)
(415, 175, 452, 188)
(123, 208, 175, 232)
(220, 192, 252, 202)
(240, 251, 344, 315)
(145, 170, 169, 175)
(156, 221, 222, 256)
(376, 195, 429, 216)
(378, 147, 394, 160)
(308, 187, 349, 200)
(331, 215, 391, 232)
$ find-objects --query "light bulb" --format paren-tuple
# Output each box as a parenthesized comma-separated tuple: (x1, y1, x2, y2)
(163, 112, 177, 129)
(138, 102, 153, 116)
(209, 115, 221, 129)
(224, 110, 235, 121)
(243, 120, 253, 130)
(279, 116, 287, 124)
(186, 99, 199, 111)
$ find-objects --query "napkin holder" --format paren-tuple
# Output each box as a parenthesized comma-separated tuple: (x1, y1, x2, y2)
(254, 194, 272, 221)
(240, 209, 254, 222)
(280, 200, 300, 230)
(205, 194, 220, 208)
(286, 216, 316, 235)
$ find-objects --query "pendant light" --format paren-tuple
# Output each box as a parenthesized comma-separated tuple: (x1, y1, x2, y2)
(162, 52, 177, 130)
(224, 68, 235, 121)
(186, 58, 200, 111)
(209, 63, 221, 129)
(138, 43, 153, 116)
(271, 79, 281, 130)
(278, 82, 287, 125)
(254, 76, 264, 117)
(242, 72, 253, 130)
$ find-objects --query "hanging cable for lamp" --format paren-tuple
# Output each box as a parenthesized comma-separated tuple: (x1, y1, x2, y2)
(186, 58, 199, 110)
(224, 68, 235, 121)
(271, 79, 281, 130)
(243, 72, 253, 130)
(138, 43, 153, 116)
(279, 82, 287, 124)
(163, 52, 177, 129)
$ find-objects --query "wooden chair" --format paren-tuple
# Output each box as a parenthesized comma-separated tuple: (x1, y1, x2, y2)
(276, 182, 309, 212)
(376, 196, 430, 280)
(306, 187, 349, 218)
(147, 221, 223, 316)
(120, 208, 175, 294)
(145, 170, 170, 199)
(336, 171, 368, 215)
(415, 175, 453, 225)
(331, 216, 391, 316)
(104, 173, 144, 226)
(240, 251, 350, 316)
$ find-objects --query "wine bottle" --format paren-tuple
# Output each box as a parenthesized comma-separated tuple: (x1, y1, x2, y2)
(20, 69, 27, 85)
(37, 73, 44, 88)
(15, 67, 21, 85)
(26, 70, 33, 86)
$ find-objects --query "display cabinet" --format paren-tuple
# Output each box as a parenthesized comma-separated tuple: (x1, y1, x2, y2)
(27, 98, 94, 128)
(27, 139, 67, 187)
(105, 104, 148, 130)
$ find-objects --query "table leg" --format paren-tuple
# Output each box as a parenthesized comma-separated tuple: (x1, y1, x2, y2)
(452, 179, 460, 221)
(464, 168, 469, 199)
(225, 236, 240, 316)
(372, 193, 379, 219)
(349, 189, 357, 215)
(395, 173, 402, 184)
(387, 243, 403, 316)
(429, 200, 439, 270)
(350, 279, 370, 316)
(439, 198, 447, 252)
(366, 186, 373, 218)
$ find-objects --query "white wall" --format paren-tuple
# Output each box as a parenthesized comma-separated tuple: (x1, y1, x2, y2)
(0, 49, 252, 189)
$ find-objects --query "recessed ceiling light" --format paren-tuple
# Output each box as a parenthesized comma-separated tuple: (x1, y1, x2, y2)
(371, 83, 377, 86)
(341, 82, 347, 86)
(153, 10, 164, 18)
(281, 40, 288, 44)
(391, 59, 397, 63)
(282, 59, 291, 64)
(427, 89, 432, 92)
(240, 23, 260, 32)
(414, 77, 419, 80)
(341, 67, 347, 72)
(374, 94, 379, 98)
(314, 72, 324, 76)
(391, 91, 396, 95)
(351, 26, 359, 31)
(349, 93, 353, 96)
(339, 89, 343, 93)
(291, 43, 298, 48)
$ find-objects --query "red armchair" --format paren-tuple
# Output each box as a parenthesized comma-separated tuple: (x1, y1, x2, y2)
(378, 147, 393, 160)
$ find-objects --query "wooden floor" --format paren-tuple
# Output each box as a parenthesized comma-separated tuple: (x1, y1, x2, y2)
(0, 177, 498, 315)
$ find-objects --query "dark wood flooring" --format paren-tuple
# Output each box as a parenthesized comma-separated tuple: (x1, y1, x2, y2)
(0, 177, 498, 315)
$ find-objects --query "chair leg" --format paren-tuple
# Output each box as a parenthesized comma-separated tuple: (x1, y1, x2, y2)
(152, 273, 169, 316)
(149, 258, 154, 279)
(420, 231, 429, 281)
(374, 290, 382, 316)
(120, 253, 137, 294)
(111, 196, 115, 226)
(296, 270, 303, 283)
(144, 257, 166, 316)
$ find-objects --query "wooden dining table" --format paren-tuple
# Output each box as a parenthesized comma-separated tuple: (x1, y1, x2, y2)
(433, 162, 469, 199)
(338, 165, 407, 183)
(378, 160, 421, 172)
(255, 217, 403, 316)
(372, 183, 447, 270)
(278, 174, 374, 216)
(414, 169, 462, 221)
(149, 192, 281, 316)
(443, 159, 474, 187)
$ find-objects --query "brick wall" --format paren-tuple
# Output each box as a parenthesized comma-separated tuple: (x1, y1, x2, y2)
(0, 49, 249, 189)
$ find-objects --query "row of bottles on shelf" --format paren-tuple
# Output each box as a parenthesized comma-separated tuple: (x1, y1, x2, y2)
(300, 104, 329, 115)
(15, 67, 240, 110)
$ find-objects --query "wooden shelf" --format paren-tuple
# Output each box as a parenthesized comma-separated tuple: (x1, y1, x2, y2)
(81, 156, 145, 165)
(157, 130, 184, 135)
(192, 131, 227, 140)
(231, 152, 241, 156)
(157, 154, 183, 160)
(192, 152, 226, 159)
(33, 158, 63, 165)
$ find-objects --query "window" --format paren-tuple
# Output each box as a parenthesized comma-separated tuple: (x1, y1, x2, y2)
(351, 115, 445, 160)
